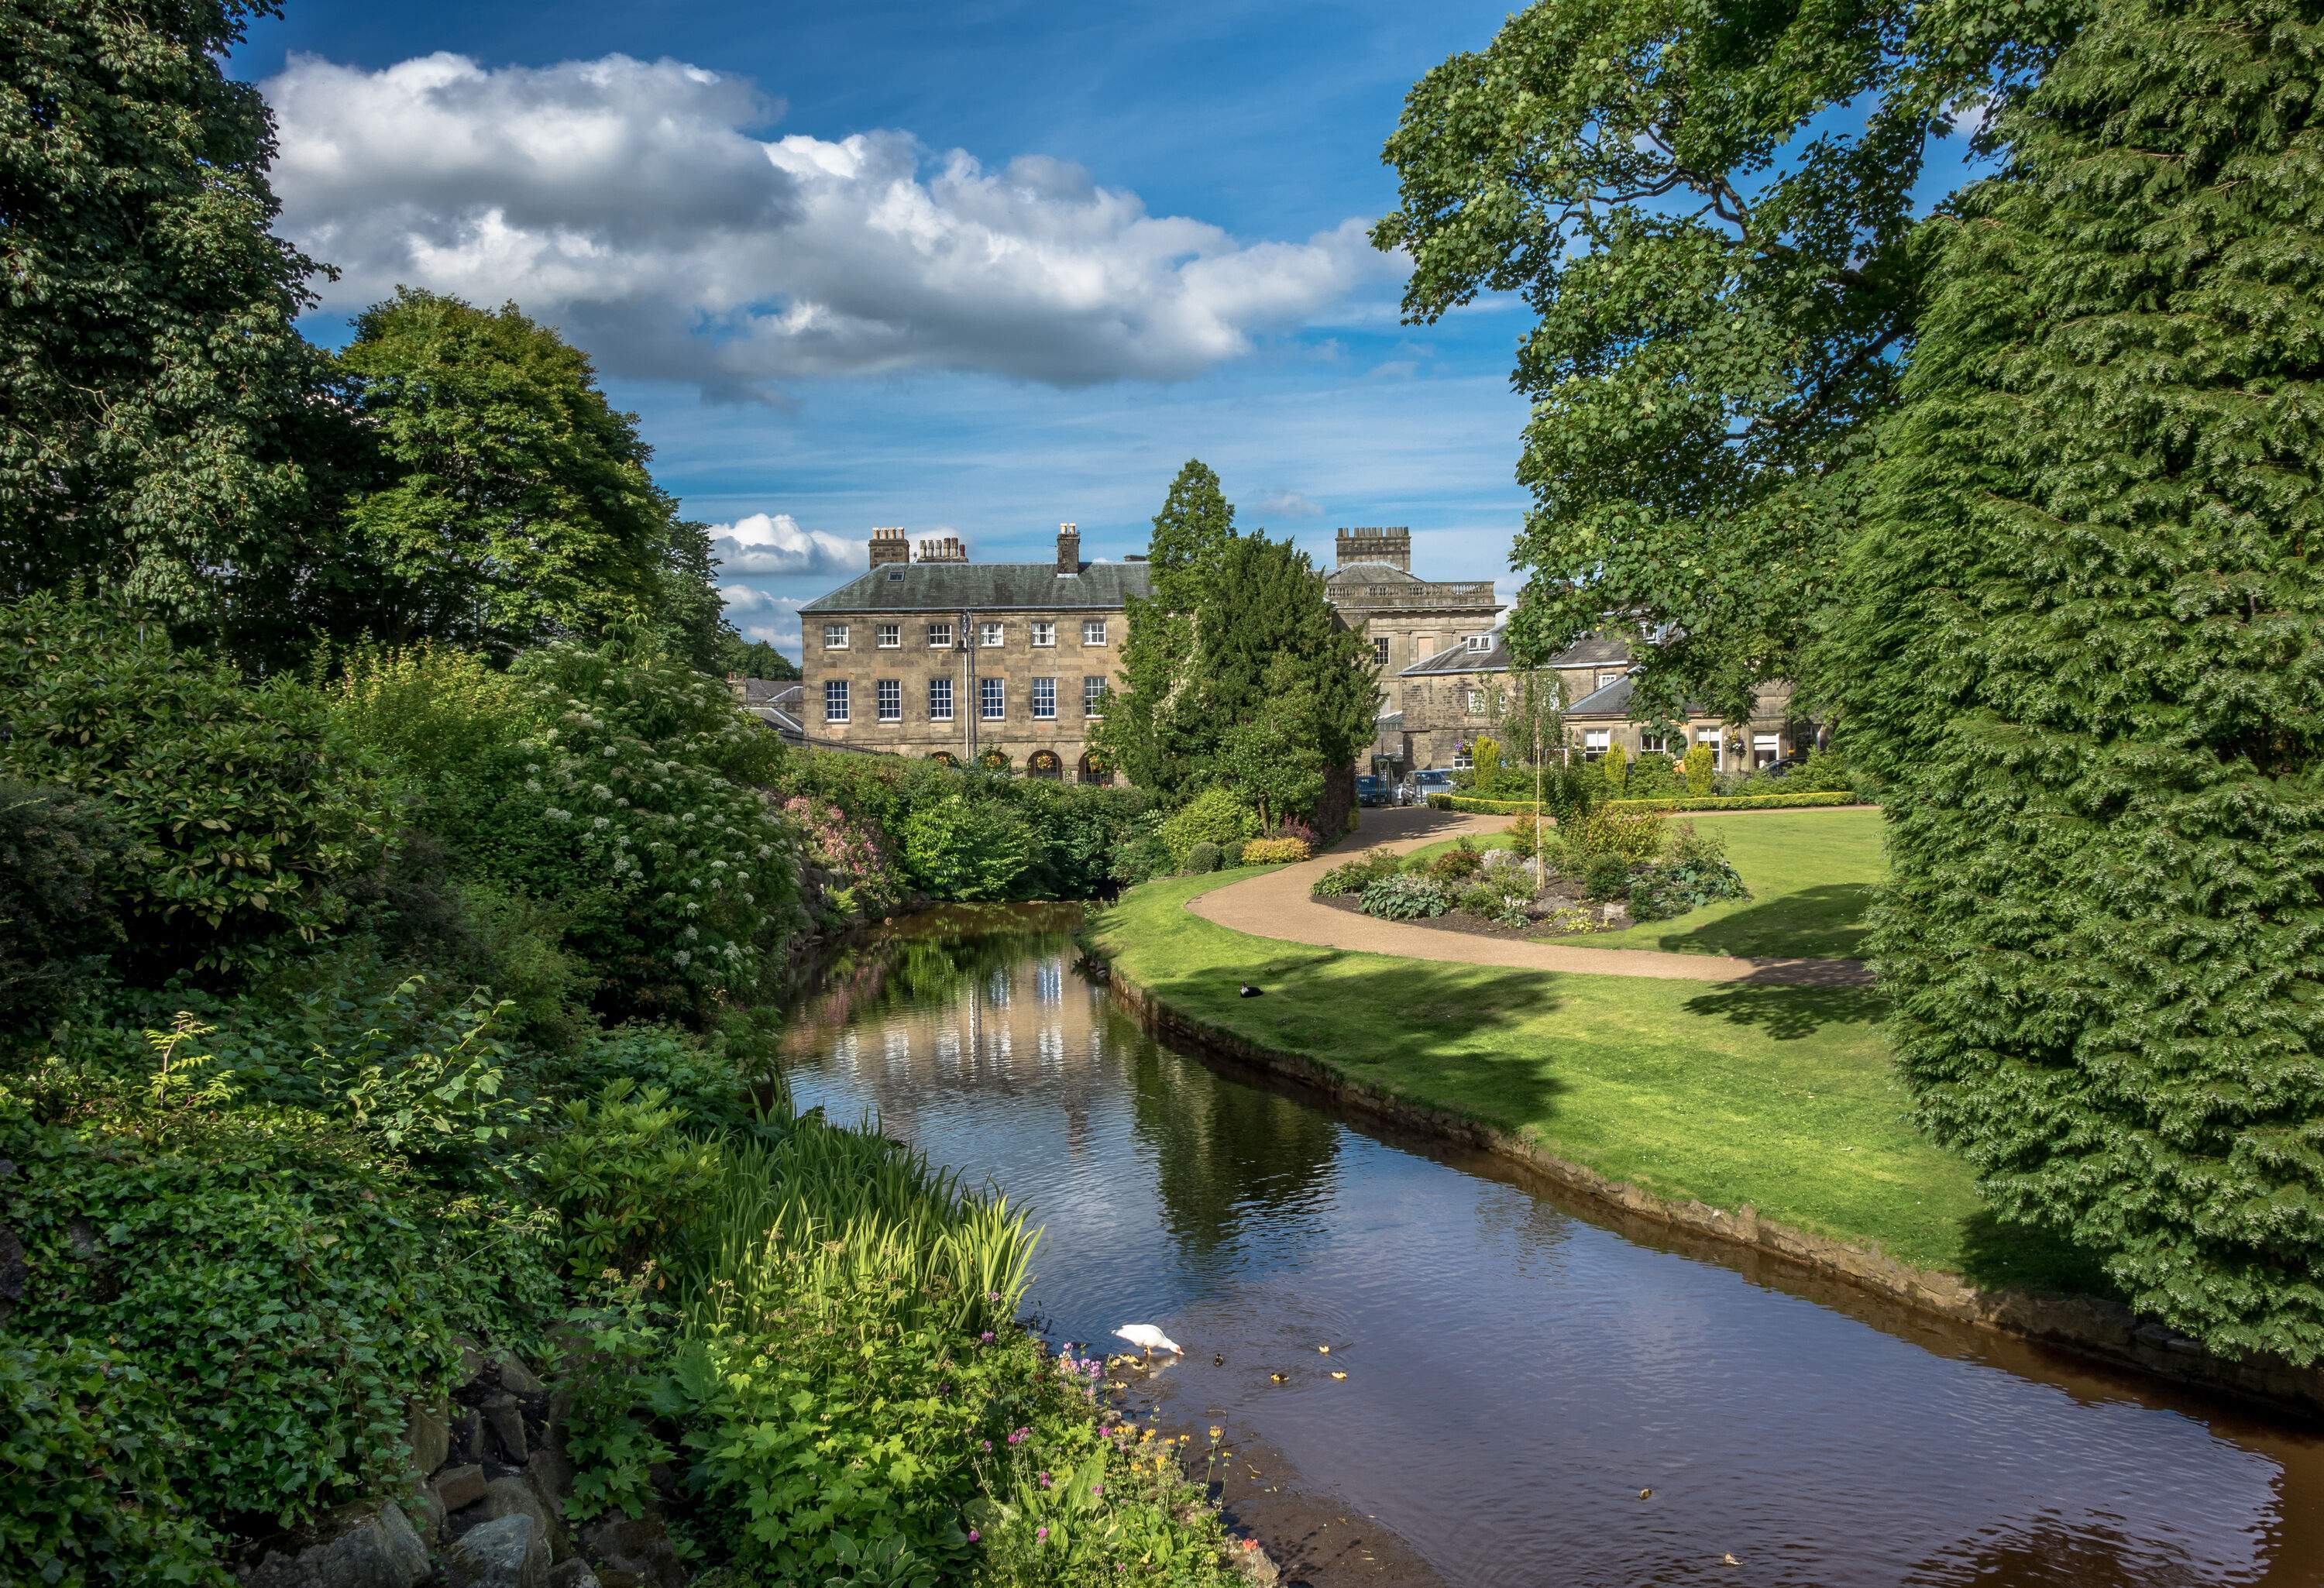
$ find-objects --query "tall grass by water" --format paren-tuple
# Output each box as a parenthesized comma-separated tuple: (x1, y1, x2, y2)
(686, 1112, 1041, 1341)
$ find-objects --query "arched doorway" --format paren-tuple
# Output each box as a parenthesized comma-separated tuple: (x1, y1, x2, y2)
(978, 748, 1012, 773)
(1027, 749, 1063, 780)
(1077, 752, 1112, 786)
(929, 751, 958, 767)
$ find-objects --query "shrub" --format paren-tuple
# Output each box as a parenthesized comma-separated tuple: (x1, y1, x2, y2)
(1276, 815, 1320, 850)
(336, 641, 806, 1015)
(1358, 874, 1451, 920)
(781, 792, 909, 923)
(1239, 835, 1312, 864)
(1184, 840, 1224, 874)
(1580, 853, 1631, 902)
(1160, 788, 1260, 869)
(901, 796, 1036, 901)
(1629, 856, 1749, 921)
(1558, 806, 1668, 867)
(1600, 743, 1628, 792)
(1503, 814, 1549, 859)
(1107, 811, 1175, 887)
(1311, 850, 1399, 896)
(0, 597, 394, 978)
(1625, 751, 1685, 798)
(0, 782, 123, 1024)
(1682, 743, 1717, 796)
(1471, 737, 1501, 785)
(0, 1341, 228, 1588)
(1, 1088, 468, 1529)
(1424, 840, 1484, 882)
(536, 1080, 726, 1277)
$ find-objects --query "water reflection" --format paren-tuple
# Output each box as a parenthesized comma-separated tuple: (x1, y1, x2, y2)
(782, 913, 2324, 1588)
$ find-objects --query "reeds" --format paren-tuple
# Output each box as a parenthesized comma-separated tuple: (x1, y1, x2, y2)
(682, 1113, 1039, 1340)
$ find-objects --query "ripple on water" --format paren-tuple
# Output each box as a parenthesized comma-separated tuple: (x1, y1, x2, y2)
(782, 926, 2324, 1588)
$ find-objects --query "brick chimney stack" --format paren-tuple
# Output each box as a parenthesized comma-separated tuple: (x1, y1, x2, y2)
(916, 534, 968, 563)
(1056, 521, 1081, 576)
(868, 526, 908, 568)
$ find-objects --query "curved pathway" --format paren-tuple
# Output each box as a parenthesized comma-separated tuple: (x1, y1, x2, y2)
(1189, 806, 1875, 988)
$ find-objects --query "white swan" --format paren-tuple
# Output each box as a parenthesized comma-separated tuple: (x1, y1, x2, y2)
(1112, 1324, 1184, 1357)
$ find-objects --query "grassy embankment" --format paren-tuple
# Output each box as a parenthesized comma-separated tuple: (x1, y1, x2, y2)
(1412, 807, 1888, 960)
(1091, 868, 2100, 1297)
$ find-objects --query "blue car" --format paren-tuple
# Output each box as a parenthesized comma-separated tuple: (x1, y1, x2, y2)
(1356, 774, 1391, 807)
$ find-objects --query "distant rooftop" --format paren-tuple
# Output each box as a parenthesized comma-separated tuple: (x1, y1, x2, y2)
(803, 559, 1152, 614)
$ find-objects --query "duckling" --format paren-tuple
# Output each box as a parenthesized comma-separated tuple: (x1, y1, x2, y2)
(1268, 1371, 1289, 1383)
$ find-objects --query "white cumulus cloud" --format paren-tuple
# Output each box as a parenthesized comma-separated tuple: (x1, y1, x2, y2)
(264, 52, 1395, 399)
(1254, 489, 1324, 519)
(709, 512, 862, 577)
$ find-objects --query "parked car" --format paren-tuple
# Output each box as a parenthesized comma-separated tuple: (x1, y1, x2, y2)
(1763, 754, 1810, 778)
(1356, 774, 1391, 807)
(1408, 768, 1458, 801)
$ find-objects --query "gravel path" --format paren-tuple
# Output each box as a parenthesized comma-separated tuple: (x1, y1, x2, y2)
(1187, 806, 1876, 988)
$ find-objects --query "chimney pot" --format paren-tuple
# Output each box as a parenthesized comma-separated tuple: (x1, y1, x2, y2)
(1056, 521, 1081, 576)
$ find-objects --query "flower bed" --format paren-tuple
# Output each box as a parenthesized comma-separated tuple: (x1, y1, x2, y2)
(1426, 790, 1864, 815)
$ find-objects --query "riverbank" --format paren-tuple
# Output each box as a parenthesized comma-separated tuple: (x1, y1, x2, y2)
(1088, 872, 2324, 1414)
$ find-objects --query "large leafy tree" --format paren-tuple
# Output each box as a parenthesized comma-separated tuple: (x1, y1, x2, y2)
(0, 0, 354, 664)
(1097, 460, 1240, 796)
(1843, 0, 2324, 1361)
(338, 290, 718, 662)
(1374, 0, 2083, 720)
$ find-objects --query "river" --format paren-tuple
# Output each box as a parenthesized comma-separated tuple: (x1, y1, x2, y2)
(780, 906, 2324, 1588)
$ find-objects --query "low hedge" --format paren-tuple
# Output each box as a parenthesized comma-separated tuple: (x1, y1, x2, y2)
(1605, 792, 1865, 813)
(1425, 795, 1543, 814)
(1426, 790, 1868, 816)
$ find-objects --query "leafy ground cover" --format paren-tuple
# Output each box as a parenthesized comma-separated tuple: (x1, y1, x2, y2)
(1092, 873, 2100, 1297)
(1413, 809, 1887, 960)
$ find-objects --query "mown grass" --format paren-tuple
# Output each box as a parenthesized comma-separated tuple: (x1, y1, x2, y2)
(1411, 807, 1889, 960)
(1092, 872, 2102, 1298)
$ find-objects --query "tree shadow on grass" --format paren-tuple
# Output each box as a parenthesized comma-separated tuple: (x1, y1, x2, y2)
(1954, 1206, 2119, 1299)
(1135, 950, 1575, 1133)
(1658, 882, 1877, 960)
(1682, 975, 1889, 1040)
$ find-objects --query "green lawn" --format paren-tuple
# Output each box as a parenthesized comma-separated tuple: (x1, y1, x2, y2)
(1414, 807, 1888, 960)
(1092, 872, 2101, 1298)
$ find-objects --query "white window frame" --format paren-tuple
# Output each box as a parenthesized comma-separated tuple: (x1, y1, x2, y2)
(1595, 668, 1623, 689)
(823, 624, 849, 650)
(927, 621, 954, 648)
(1464, 633, 1492, 652)
(823, 679, 849, 723)
(980, 621, 1005, 648)
(1082, 618, 1108, 645)
(1582, 727, 1611, 761)
(1452, 743, 1474, 770)
(1641, 730, 1669, 755)
(1700, 730, 1724, 772)
(1083, 676, 1107, 717)
(1030, 620, 1056, 648)
(1753, 733, 1780, 769)
(1466, 688, 1485, 714)
(1031, 677, 1057, 720)
(979, 677, 1006, 720)
(875, 679, 902, 722)
(875, 623, 900, 648)
(1373, 637, 1391, 665)
(928, 677, 954, 722)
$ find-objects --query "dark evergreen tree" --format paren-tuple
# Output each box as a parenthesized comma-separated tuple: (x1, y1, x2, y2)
(1096, 460, 1239, 796)
(1844, 0, 2324, 1361)
(1195, 534, 1377, 785)
(0, 0, 357, 666)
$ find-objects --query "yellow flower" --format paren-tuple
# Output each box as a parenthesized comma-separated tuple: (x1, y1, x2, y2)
(1208, 1425, 1222, 1441)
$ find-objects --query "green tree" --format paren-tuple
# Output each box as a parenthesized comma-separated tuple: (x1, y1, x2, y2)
(719, 634, 802, 680)
(0, 0, 358, 666)
(1491, 666, 1566, 775)
(1215, 657, 1329, 830)
(339, 290, 716, 661)
(1374, 0, 2085, 722)
(1842, 0, 2324, 1362)
(1097, 460, 1240, 795)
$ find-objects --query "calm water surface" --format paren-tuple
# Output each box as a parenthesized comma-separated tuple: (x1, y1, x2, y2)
(782, 909, 2324, 1588)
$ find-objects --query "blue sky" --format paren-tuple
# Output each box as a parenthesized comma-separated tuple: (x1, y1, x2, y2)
(230, 1, 1543, 658)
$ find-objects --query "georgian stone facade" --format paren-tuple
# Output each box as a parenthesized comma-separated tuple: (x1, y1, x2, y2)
(1321, 528, 1501, 720)
(799, 525, 1145, 781)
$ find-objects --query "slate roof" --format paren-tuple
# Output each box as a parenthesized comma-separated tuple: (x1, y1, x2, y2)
(1563, 674, 1640, 719)
(1398, 631, 1633, 679)
(802, 561, 1151, 614)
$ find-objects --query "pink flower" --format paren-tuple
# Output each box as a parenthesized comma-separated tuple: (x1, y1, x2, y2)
(1037, 1527, 1049, 1542)
(1090, 1482, 1104, 1496)
(1038, 1472, 1052, 1488)
(967, 1530, 980, 1544)
(979, 1440, 992, 1452)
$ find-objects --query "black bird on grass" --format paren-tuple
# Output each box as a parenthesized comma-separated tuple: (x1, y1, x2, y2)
(1239, 981, 1263, 998)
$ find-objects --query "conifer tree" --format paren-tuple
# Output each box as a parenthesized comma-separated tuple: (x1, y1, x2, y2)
(1844, 0, 2324, 1360)
(1097, 461, 1239, 796)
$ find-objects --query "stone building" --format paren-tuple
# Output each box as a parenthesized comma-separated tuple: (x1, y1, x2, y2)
(1395, 631, 1807, 772)
(1321, 528, 1501, 721)
(798, 524, 1147, 781)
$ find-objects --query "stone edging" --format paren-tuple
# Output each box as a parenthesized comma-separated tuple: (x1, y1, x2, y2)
(1101, 966, 2324, 1420)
